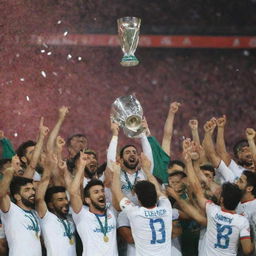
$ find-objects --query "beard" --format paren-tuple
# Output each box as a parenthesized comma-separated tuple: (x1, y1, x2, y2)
(21, 196, 35, 209)
(91, 198, 106, 212)
(54, 205, 69, 219)
(123, 159, 139, 170)
(84, 167, 96, 179)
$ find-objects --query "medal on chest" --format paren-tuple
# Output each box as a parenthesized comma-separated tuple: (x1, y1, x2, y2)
(95, 212, 109, 243)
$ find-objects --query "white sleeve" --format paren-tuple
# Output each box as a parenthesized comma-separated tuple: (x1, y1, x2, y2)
(70, 207, 86, 225)
(117, 211, 130, 228)
(158, 196, 172, 210)
(120, 197, 135, 211)
(140, 133, 154, 173)
(172, 208, 179, 221)
(228, 159, 244, 179)
(33, 171, 41, 181)
(216, 160, 236, 184)
(239, 218, 251, 239)
(107, 136, 118, 167)
(0, 218, 5, 239)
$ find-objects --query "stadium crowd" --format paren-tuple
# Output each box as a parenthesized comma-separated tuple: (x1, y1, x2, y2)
(0, 103, 256, 256)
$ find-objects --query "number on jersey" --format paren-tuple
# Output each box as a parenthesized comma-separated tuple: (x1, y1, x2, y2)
(149, 218, 166, 244)
(214, 224, 233, 249)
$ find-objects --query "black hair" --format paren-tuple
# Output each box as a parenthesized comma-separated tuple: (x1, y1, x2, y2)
(243, 170, 256, 197)
(97, 162, 107, 176)
(221, 182, 243, 210)
(134, 180, 157, 208)
(45, 186, 66, 204)
(66, 134, 87, 147)
(168, 160, 185, 169)
(200, 164, 216, 177)
(0, 159, 11, 171)
(16, 140, 36, 159)
(10, 176, 34, 199)
(83, 179, 104, 198)
(119, 145, 138, 159)
(233, 139, 249, 158)
(168, 170, 187, 179)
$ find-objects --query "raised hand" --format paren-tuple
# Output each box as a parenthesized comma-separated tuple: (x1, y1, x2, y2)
(39, 117, 49, 136)
(141, 117, 151, 136)
(56, 136, 65, 150)
(59, 106, 69, 120)
(216, 115, 226, 128)
(11, 155, 21, 171)
(170, 102, 181, 114)
(246, 128, 256, 141)
(0, 130, 4, 139)
(110, 120, 119, 136)
(109, 161, 121, 174)
(182, 138, 192, 152)
(189, 119, 198, 130)
(203, 118, 216, 135)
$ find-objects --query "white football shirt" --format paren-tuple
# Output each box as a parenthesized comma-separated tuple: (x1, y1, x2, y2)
(205, 201, 251, 256)
(120, 196, 172, 256)
(1, 202, 42, 256)
(40, 210, 76, 256)
(71, 206, 118, 256)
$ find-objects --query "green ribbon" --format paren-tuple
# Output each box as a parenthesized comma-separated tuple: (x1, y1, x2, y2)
(59, 218, 73, 241)
(123, 170, 139, 191)
(23, 209, 40, 237)
(95, 212, 108, 237)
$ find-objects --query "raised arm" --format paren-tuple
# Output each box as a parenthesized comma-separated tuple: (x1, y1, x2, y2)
(24, 117, 49, 179)
(35, 153, 57, 218)
(188, 119, 200, 145)
(58, 160, 73, 189)
(162, 102, 181, 156)
(107, 121, 119, 165)
(216, 115, 231, 166)
(0, 166, 14, 212)
(245, 128, 256, 167)
(68, 152, 88, 213)
(46, 106, 69, 153)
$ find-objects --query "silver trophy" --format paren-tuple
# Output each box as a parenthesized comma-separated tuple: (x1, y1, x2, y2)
(117, 17, 141, 67)
(111, 95, 144, 138)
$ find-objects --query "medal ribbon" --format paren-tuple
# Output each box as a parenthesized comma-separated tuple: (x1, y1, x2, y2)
(95, 212, 108, 238)
(59, 218, 73, 241)
(123, 170, 139, 191)
(23, 210, 40, 237)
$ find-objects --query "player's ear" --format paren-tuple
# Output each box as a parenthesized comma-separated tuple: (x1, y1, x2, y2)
(84, 197, 91, 205)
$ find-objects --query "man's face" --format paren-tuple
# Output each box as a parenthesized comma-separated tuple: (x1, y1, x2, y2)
(237, 146, 253, 165)
(24, 146, 35, 164)
(168, 175, 184, 194)
(202, 170, 214, 183)
(235, 174, 248, 191)
(122, 146, 139, 170)
(18, 183, 36, 208)
(50, 192, 69, 218)
(84, 154, 98, 178)
(167, 164, 184, 174)
(87, 185, 106, 212)
(69, 136, 87, 154)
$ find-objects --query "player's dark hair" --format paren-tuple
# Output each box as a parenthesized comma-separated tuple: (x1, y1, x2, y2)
(0, 159, 11, 171)
(10, 176, 34, 200)
(168, 170, 187, 179)
(221, 182, 243, 210)
(134, 180, 157, 208)
(233, 139, 249, 158)
(84, 179, 104, 198)
(45, 186, 66, 204)
(200, 164, 216, 177)
(66, 134, 87, 147)
(16, 140, 36, 159)
(168, 160, 185, 169)
(243, 170, 256, 197)
(119, 145, 138, 159)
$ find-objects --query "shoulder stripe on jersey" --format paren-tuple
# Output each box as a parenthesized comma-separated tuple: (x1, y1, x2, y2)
(240, 236, 251, 240)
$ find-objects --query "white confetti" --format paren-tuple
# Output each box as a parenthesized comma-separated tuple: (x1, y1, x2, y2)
(43, 43, 48, 48)
(26, 96, 30, 101)
(243, 50, 250, 56)
(16, 53, 20, 58)
(78, 56, 82, 61)
(14, 132, 18, 137)
(67, 54, 72, 60)
(52, 72, 58, 76)
(41, 71, 47, 78)
(20, 78, 25, 81)
(63, 31, 68, 36)
(57, 20, 62, 24)
(47, 51, 52, 56)
(41, 49, 46, 53)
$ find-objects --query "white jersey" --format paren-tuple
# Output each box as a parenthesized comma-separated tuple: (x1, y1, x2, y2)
(40, 210, 76, 256)
(120, 169, 147, 205)
(0, 212, 5, 239)
(205, 201, 251, 256)
(71, 206, 118, 256)
(120, 196, 172, 256)
(228, 160, 245, 181)
(198, 227, 206, 256)
(236, 198, 256, 244)
(171, 208, 182, 256)
(1, 202, 42, 256)
(117, 211, 136, 256)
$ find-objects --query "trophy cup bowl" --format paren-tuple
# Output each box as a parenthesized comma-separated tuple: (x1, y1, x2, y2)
(111, 95, 144, 138)
(117, 17, 141, 67)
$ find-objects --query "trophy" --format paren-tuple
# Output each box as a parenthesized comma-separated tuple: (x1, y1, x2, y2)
(111, 95, 144, 138)
(117, 17, 141, 67)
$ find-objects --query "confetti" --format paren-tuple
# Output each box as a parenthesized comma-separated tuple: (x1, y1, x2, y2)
(47, 52, 52, 55)
(20, 78, 25, 81)
(41, 49, 46, 53)
(26, 96, 30, 101)
(41, 71, 47, 78)
(67, 54, 72, 60)
(16, 53, 20, 58)
(52, 72, 58, 76)
(63, 31, 68, 36)
(14, 133, 18, 137)
(43, 43, 48, 48)
(243, 50, 250, 56)
(57, 20, 62, 24)
(78, 56, 82, 61)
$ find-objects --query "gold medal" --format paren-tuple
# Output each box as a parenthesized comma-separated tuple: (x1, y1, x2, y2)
(103, 235, 109, 243)
(69, 237, 75, 245)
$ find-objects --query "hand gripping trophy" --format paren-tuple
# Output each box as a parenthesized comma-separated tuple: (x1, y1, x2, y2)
(117, 17, 141, 67)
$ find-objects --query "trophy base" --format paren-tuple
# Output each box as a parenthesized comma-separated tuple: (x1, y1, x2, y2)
(120, 55, 139, 67)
